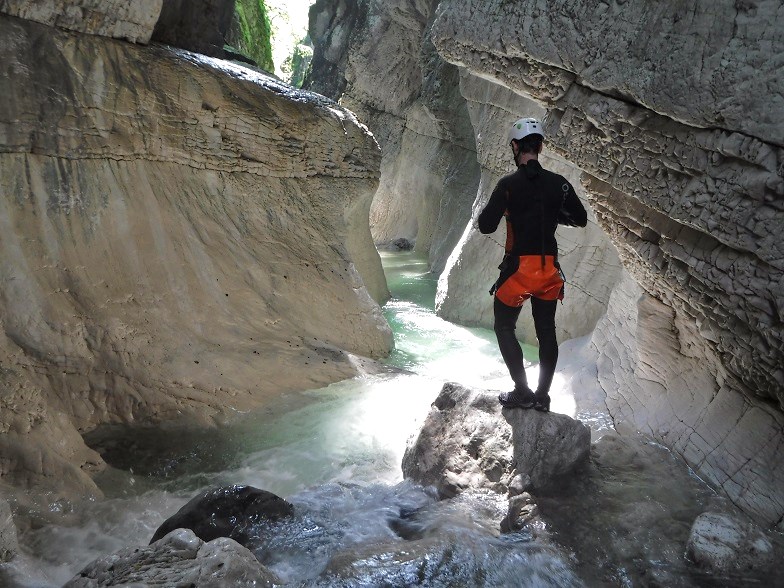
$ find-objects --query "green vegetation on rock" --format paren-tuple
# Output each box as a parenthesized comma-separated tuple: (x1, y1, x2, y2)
(285, 35, 313, 88)
(227, 0, 275, 72)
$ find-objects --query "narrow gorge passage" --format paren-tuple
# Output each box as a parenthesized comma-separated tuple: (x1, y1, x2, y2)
(11, 252, 772, 587)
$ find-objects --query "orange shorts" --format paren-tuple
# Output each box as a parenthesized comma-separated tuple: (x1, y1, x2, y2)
(495, 255, 564, 308)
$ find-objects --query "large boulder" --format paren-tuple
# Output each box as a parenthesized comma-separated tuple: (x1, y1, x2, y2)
(150, 486, 294, 545)
(402, 382, 590, 498)
(66, 528, 279, 587)
(686, 512, 776, 575)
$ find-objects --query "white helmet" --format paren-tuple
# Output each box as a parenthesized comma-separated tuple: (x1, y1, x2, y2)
(508, 117, 544, 142)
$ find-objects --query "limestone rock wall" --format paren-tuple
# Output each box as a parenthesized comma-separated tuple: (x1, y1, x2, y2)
(306, 0, 479, 273)
(431, 0, 784, 526)
(0, 0, 162, 43)
(0, 14, 391, 499)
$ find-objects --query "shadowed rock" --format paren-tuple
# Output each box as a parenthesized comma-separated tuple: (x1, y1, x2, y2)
(150, 485, 294, 545)
(402, 382, 590, 498)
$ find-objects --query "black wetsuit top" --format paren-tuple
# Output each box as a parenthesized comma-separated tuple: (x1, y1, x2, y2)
(478, 160, 587, 256)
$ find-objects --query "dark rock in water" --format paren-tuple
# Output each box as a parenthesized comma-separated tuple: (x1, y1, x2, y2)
(402, 382, 590, 498)
(392, 237, 414, 251)
(150, 485, 294, 545)
(67, 528, 279, 588)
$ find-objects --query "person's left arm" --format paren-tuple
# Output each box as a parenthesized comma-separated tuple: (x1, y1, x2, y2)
(478, 179, 508, 234)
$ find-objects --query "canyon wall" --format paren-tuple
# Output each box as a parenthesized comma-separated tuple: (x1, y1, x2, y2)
(0, 10, 391, 500)
(432, 0, 784, 527)
(306, 0, 619, 343)
(306, 0, 480, 274)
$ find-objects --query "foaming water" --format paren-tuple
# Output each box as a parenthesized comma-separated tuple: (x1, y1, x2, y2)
(7, 252, 778, 587)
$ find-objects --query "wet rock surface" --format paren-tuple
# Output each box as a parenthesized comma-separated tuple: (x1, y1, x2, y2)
(66, 528, 279, 587)
(150, 485, 295, 545)
(402, 382, 590, 497)
(686, 511, 775, 574)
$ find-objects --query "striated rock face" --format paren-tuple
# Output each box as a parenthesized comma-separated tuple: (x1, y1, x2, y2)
(0, 0, 163, 43)
(306, 0, 480, 274)
(431, 0, 784, 526)
(0, 14, 391, 499)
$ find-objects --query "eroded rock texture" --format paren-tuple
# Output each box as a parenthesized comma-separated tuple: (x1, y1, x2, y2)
(431, 0, 784, 525)
(0, 14, 391, 499)
(306, 0, 480, 273)
(0, 0, 162, 43)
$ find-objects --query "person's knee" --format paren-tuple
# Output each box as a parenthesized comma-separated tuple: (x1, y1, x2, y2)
(494, 322, 515, 336)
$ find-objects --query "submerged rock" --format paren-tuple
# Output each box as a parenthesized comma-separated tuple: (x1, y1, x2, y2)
(402, 382, 590, 498)
(686, 512, 775, 574)
(150, 485, 294, 545)
(66, 528, 278, 587)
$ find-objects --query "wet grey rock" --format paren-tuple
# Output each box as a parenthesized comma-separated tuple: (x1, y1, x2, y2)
(392, 237, 414, 251)
(500, 492, 539, 534)
(151, 485, 294, 545)
(402, 382, 590, 498)
(66, 528, 278, 587)
(686, 511, 775, 574)
(0, 496, 17, 563)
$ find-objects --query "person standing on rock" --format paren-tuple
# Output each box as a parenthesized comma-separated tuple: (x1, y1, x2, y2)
(478, 118, 587, 412)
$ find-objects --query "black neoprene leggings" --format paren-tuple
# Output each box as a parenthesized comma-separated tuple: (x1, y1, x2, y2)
(493, 296, 558, 394)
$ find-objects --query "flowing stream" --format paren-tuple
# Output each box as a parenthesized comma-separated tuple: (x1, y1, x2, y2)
(9, 252, 778, 587)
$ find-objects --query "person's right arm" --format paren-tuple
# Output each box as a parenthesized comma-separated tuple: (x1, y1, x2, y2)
(477, 179, 507, 234)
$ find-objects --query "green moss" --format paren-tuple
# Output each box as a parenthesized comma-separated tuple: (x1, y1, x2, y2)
(228, 0, 274, 72)
(285, 36, 313, 88)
